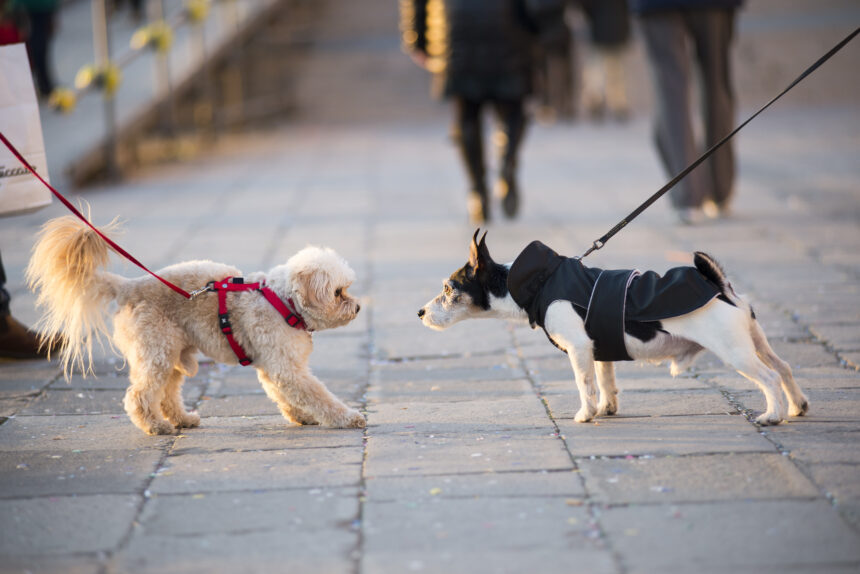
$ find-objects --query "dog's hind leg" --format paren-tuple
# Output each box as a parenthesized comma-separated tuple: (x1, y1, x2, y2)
(115, 312, 180, 435)
(707, 337, 786, 425)
(751, 322, 809, 416)
(160, 349, 201, 429)
(257, 368, 365, 429)
(596, 361, 618, 416)
(123, 361, 175, 435)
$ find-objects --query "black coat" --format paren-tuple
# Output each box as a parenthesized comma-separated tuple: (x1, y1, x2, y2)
(400, 0, 536, 100)
(507, 241, 722, 361)
(580, 0, 630, 47)
(628, 0, 743, 15)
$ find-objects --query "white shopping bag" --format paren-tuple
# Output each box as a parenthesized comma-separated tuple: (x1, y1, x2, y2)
(0, 43, 52, 217)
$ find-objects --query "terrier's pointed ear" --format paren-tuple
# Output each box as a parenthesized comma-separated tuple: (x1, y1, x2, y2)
(468, 228, 482, 268)
(469, 229, 493, 271)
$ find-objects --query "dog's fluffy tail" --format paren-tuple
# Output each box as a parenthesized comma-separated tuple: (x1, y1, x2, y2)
(26, 215, 123, 377)
(693, 251, 752, 316)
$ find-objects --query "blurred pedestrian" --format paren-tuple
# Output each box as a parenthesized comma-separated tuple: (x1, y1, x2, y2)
(578, 0, 631, 121)
(630, 0, 742, 224)
(532, 0, 576, 123)
(399, 0, 542, 223)
(0, 0, 24, 46)
(13, 0, 59, 98)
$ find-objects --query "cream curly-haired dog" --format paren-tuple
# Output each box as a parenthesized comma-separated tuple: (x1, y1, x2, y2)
(27, 215, 365, 435)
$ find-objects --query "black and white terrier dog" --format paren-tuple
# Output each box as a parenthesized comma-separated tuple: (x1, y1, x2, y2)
(418, 231, 809, 426)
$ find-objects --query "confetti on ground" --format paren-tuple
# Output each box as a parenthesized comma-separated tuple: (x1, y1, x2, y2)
(429, 488, 442, 496)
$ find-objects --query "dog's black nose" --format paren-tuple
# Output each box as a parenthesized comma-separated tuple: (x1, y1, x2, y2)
(417, 308, 425, 319)
(355, 303, 361, 314)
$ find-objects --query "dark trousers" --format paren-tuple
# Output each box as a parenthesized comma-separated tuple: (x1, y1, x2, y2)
(639, 9, 736, 209)
(25, 9, 56, 96)
(0, 251, 9, 316)
(452, 97, 527, 196)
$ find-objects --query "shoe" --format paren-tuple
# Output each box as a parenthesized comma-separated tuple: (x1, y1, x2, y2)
(703, 199, 733, 220)
(0, 315, 51, 360)
(497, 166, 520, 219)
(676, 207, 704, 226)
(467, 190, 490, 224)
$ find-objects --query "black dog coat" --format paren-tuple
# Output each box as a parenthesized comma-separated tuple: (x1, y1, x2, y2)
(507, 241, 722, 361)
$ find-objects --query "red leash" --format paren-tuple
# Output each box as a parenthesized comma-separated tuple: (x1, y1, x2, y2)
(0, 131, 192, 299)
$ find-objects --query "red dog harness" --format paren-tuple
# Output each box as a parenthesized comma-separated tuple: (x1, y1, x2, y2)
(206, 276, 307, 366)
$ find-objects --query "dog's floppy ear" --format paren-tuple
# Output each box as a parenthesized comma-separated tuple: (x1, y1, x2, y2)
(294, 267, 333, 309)
(468, 229, 493, 272)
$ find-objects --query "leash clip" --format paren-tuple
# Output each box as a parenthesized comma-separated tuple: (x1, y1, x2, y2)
(189, 281, 215, 300)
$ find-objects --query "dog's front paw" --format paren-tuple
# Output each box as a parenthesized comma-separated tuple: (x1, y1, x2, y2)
(755, 411, 784, 426)
(144, 420, 176, 435)
(789, 398, 810, 417)
(345, 410, 366, 429)
(597, 399, 618, 416)
(175, 412, 201, 429)
(574, 408, 595, 423)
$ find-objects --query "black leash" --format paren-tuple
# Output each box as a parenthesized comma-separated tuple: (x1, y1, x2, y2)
(580, 26, 859, 260)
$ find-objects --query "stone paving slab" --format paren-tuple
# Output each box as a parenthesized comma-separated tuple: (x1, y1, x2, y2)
(0, 415, 171, 453)
(373, 354, 524, 383)
(139, 487, 358, 536)
(0, 494, 141, 555)
(366, 377, 534, 405)
(167, 416, 363, 453)
(578, 453, 819, 504)
(558, 415, 774, 458)
(362, 497, 614, 574)
(149, 446, 363, 494)
(18, 389, 127, 416)
(600, 500, 860, 573)
(0, 556, 102, 574)
(367, 397, 552, 432)
(115, 526, 357, 574)
(0, 448, 161, 498)
(376, 323, 514, 360)
(365, 429, 573, 478)
(196, 394, 281, 417)
(364, 470, 586, 500)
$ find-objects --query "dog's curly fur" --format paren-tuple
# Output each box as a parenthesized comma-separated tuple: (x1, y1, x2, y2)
(27, 215, 365, 435)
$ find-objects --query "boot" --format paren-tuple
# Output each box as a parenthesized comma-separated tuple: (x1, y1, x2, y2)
(455, 117, 490, 224)
(467, 187, 490, 225)
(495, 102, 526, 219)
(498, 162, 519, 219)
(0, 314, 50, 360)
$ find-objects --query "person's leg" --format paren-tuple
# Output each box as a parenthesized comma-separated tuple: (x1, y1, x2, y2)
(493, 98, 527, 218)
(452, 97, 489, 223)
(0, 251, 47, 359)
(604, 46, 630, 120)
(26, 10, 56, 96)
(639, 12, 708, 215)
(686, 8, 736, 213)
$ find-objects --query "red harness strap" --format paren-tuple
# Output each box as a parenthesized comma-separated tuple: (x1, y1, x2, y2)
(210, 277, 307, 366)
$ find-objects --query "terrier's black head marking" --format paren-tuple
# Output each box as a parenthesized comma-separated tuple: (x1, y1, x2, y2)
(448, 230, 509, 310)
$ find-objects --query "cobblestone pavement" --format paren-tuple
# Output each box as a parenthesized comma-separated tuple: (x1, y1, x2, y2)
(1, 0, 859, 572)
